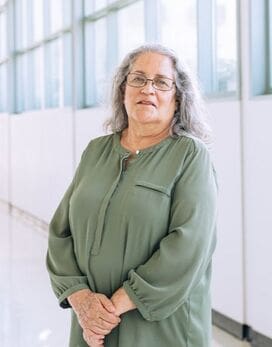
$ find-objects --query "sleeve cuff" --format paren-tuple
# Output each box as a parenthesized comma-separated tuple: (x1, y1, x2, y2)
(58, 283, 90, 309)
(123, 280, 153, 321)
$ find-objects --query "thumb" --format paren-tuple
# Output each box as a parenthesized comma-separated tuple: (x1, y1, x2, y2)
(99, 295, 116, 313)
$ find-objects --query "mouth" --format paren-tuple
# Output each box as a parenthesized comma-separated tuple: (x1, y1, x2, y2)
(137, 101, 156, 107)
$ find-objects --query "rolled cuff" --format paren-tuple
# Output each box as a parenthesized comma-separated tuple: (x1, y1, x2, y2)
(58, 283, 90, 309)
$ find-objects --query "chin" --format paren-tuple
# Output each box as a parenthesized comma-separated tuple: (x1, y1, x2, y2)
(134, 112, 158, 124)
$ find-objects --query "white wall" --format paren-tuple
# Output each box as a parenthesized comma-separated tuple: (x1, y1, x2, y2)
(243, 98, 272, 338)
(9, 109, 74, 222)
(208, 101, 245, 324)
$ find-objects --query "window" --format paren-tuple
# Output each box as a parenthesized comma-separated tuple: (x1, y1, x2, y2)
(84, 18, 107, 106)
(13, 0, 72, 112)
(2, 0, 241, 114)
(215, 0, 237, 93)
(0, 63, 7, 112)
(197, 0, 237, 96)
(160, 0, 197, 71)
(251, 0, 271, 95)
(0, 11, 7, 59)
(118, 1, 145, 62)
(159, 0, 237, 96)
(269, 0, 272, 91)
(0, 1, 7, 112)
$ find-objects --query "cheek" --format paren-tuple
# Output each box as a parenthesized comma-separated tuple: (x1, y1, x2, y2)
(161, 95, 176, 112)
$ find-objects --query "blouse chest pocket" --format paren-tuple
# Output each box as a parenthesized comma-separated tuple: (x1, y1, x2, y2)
(134, 180, 171, 197)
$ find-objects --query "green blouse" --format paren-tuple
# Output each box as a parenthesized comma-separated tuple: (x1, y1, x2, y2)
(46, 133, 218, 347)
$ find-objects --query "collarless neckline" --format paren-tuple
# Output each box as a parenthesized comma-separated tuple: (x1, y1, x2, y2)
(113, 131, 173, 156)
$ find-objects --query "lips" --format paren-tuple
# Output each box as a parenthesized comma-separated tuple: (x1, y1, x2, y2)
(137, 100, 156, 107)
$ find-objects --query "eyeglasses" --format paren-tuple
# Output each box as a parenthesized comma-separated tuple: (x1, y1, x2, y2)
(126, 73, 175, 91)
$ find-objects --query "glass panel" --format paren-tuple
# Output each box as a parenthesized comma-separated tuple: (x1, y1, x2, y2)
(94, 0, 107, 11)
(63, 33, 72, 106)
(0, 11, 7, 60)
(84, 0, 94, 16)
(30, 47, 43, 109)
(118, 1, 145, 62)
(49, 0, 62, 34)
(160, 0, 197, 71)
(15, 0, 29, 50)
(269, 0, 272, 90)
(215, 0, 237, 92)
(33, 0, 43, 42)
(84, 0, 107, 15)
(84, 18, 107, 106)
(95, 18, 107, 104)
(45, 39, 62, 107)
(0, 64, 7, 112)
(63, 0, 72, 27)
(84, 21, 95, 105)
(16, 54, 27, 112)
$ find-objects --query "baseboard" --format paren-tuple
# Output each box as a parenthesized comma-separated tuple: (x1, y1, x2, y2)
(212, 309, 244, 340)
(212, 310, 272, 347)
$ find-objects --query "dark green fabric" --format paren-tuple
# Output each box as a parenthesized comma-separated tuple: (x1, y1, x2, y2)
(46, 133, 218, 347)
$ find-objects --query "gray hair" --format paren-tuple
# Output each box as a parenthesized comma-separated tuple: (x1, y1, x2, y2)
(105, 43, 212, 144)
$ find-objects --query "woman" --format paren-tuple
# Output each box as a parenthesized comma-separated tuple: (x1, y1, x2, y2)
(46, 44, 218, 347)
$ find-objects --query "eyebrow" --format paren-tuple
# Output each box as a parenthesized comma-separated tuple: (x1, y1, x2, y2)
(132, 70, 174, 79)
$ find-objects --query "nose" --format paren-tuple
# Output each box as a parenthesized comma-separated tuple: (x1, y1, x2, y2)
(140, 80, 155, 94)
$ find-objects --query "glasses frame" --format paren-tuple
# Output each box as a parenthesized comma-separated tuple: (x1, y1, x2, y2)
(126, 72, 176, 91)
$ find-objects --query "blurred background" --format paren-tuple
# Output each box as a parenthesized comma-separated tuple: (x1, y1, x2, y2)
(0, 0, 271, 346)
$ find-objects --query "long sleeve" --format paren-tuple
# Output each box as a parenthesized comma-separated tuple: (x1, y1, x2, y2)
(123, 141, 218, 321)
(46, 155, 90, 308)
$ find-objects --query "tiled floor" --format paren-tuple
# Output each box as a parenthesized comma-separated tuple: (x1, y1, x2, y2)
(0, 204, 250, 347)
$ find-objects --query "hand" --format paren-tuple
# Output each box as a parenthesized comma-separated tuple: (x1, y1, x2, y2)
(83, 328, 105, 347)
(111, 287, 136, 316)
(68, 289, 121, 344)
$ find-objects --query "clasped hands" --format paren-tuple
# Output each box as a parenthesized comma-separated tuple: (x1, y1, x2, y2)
(68, 287, 136, 347)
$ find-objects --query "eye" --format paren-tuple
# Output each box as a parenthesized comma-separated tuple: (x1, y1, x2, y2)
(131, 75, 146, 83)
(155, 78, 169, 87)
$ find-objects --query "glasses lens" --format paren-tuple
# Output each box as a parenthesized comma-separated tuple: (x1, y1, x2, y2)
(127, 74, 146, 87)
(153, 77, 172, 91)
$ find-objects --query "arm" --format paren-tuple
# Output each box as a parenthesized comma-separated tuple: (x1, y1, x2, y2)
(46, 169, 90, 308)
(116, 141, 218, 321)
(46, 149, 120, 345)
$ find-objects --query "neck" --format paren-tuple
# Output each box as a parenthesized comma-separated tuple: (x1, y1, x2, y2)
(121, 124, 171, 153)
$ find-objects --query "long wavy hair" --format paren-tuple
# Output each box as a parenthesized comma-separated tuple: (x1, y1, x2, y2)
(104, 44, 212, 144)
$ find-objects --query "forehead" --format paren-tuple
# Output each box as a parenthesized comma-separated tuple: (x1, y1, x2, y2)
(131, 52, 174, 77)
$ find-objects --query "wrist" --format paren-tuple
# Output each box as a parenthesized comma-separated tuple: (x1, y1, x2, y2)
(68, 288, 93, 307)
(111, 287, 136, 316)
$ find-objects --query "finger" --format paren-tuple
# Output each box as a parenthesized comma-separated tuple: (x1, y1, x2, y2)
(83, 330, 104, 346)
(96, 317, 119, 330)
(99, 310, 121, 325)
(98, 294, 116, 313)
(83, 328, 104, 340)
(91, 325, 111, 335)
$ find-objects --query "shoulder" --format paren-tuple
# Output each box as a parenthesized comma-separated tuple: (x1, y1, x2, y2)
(174, 134, 210, 160)
(81, 133, 114, 159)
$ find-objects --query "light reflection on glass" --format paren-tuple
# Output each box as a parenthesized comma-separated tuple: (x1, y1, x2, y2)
(15, 0, 29, 50)
(118, 1, 145, 63)
(32, 47, 43, 109)
(160, 0, 197, 72)
(33, 0, 43, 42)
(49, 0, 62, 34)
(95, 18, 107, 104)
(215, 0, 237, 92)
(0, 12, 7, 59)
(0, 63, 7, 112)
